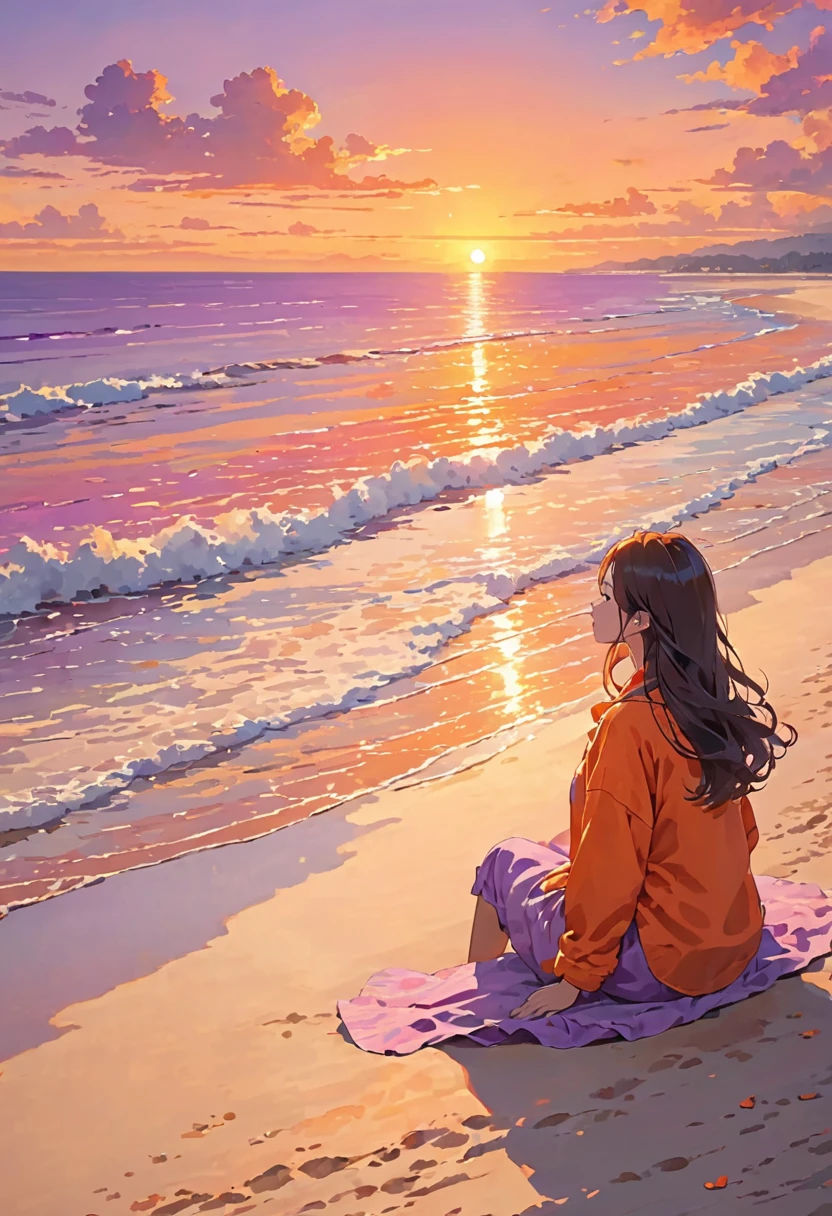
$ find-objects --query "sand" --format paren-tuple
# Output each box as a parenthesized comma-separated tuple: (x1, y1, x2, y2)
(2, 279, 832, 1216)
(695, 274, 832, 327)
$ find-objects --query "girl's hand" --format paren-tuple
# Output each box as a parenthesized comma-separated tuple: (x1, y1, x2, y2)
(511, 981, 580, 1019)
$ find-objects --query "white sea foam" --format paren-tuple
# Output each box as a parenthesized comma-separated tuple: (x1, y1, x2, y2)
(0, 372, 232, 420)
(2, 418, 830, 832)
(2, 351, 831, 619)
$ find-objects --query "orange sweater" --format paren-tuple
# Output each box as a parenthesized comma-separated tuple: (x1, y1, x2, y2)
(540, 669, 764, 996)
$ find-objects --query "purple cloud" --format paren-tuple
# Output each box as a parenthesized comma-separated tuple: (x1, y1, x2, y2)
(664, 100, 745, 114)
(344, 133, 377, 158)
(749, 25, 832, 117)
(0, 165, 67, 180)
(0, 89, 56, 107)
(0, 59, 434, 195)
(706, 139, 832, 192)
(0, 203, 123, 240)
(2, 124, 81, 157)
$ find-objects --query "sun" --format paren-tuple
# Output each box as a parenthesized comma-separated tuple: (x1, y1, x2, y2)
(469, 248, 486, 265)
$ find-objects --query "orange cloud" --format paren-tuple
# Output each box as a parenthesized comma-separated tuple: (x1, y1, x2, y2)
(552, 186, 657, 217)
(804, 107, 832, 150)
(597, 0, 829, 58)
(678, 39, 800, 90)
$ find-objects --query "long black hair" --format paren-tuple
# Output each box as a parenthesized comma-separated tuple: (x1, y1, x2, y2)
(599, 529, 796, 810)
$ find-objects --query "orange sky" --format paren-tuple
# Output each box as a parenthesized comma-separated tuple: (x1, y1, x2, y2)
(2, 0, 831, 270)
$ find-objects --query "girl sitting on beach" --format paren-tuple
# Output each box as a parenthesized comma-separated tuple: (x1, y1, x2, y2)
(340, 530, 832, 1054)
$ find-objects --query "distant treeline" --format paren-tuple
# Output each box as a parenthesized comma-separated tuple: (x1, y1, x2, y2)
(598, 251, 832, 274)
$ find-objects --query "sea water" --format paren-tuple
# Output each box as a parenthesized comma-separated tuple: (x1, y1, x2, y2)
(1, 270, 831, 912)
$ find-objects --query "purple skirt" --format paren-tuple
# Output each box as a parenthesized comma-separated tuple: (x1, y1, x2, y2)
(337, 837, 832, 1055)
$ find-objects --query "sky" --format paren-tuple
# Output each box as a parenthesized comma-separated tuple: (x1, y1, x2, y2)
(1, 0, 831, 271)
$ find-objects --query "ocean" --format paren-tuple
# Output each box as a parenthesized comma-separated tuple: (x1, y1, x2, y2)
(1, 270, 832, 915)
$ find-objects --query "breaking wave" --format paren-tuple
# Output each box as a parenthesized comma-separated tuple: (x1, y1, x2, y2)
(0, 371, 233, 420)
(2, 350, 831, 620)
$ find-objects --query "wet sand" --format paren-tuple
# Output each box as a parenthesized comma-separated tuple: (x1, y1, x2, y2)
(2, 279, 832, 1216)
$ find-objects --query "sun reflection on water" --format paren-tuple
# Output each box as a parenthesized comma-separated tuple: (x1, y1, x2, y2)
(464, 271, 509, 452)
(464, 270, 487, 339)
(484, 486, 507, 538)
(471, 341, 488, 395)
(491, 610, 525, 721)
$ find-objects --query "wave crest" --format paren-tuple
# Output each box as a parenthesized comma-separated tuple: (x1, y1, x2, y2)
(3, 352, 831, 618)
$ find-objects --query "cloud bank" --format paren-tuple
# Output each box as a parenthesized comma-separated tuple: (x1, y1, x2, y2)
(600, 0, 832, 230)
(0, 60, 435, 195)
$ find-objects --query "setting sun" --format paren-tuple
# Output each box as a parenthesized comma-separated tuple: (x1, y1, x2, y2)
(470, 248, 486, 265)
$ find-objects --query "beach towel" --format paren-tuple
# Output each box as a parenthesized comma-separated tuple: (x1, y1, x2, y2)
(338, 837, 832, 1055)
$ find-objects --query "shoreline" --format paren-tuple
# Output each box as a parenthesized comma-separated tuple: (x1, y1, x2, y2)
(718, 277, 832, 318)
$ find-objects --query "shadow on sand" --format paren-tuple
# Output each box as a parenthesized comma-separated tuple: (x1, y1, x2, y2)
(0, 796, 397, 1062)
(440, 963, 832, 1215)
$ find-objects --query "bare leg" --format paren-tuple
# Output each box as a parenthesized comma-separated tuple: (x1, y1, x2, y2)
(468, 894, 510, 963)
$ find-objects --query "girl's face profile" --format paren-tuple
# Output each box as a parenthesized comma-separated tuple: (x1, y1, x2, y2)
(592, 563, 650, 647)
(591, 570, 625, 645)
